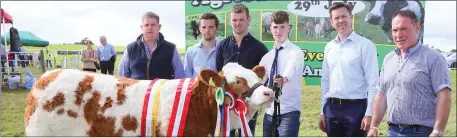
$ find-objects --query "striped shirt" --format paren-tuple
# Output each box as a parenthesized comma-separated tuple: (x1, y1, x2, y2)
(377, 41, 452, 127)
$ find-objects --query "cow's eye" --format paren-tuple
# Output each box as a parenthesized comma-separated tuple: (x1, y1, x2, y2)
(236, 80, 241, 84)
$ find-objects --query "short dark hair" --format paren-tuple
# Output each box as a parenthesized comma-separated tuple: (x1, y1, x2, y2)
(271, 11, 289, 24)
(392, 10, 419, 24)
(199, 13, 219, 28)
(231, 4, 249, 17)
(329, 2, 352, 18)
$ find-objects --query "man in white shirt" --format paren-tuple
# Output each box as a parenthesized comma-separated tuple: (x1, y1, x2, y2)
(318, 2, 379, 137)
(259, 11, 304, 137)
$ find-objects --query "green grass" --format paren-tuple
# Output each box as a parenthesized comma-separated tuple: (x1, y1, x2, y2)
(2, 71, 456, 136)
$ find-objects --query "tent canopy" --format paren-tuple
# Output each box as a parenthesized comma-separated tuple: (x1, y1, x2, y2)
(1, 8, 13, 23)
(1, 31, 49, 47)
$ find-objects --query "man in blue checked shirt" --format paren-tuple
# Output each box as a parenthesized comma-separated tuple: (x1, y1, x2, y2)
(97, 35, 116, 75)
(183, 13, 220, 78)
(368, 10, 452, 137)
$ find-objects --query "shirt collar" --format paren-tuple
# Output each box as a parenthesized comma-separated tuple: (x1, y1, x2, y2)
(333, 30, 357, 44)
(274, 39, 291, 49)
(197, 40, 219, 49)
(141, 36, 159, 47)
(394, 40, 422, 55)
(231, 33, 252, 43)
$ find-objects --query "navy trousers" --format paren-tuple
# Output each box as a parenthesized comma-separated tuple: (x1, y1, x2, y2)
(323, 98, 367, 137)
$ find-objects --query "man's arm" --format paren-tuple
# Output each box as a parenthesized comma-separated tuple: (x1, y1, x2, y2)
(110, 45, 117, 62)
(118, 48, 130, 77)
(215, 41, 224, 72)
(281, 48, 304, 83)
(172, 48, 185, 79)
(430, 55, 453, 134)
(97, 47, 102, 61)
(320, 46, 330, 115)
(183, 48, 194, 78)
(369, 91, 387, 132)
(362, 42, 379, 116)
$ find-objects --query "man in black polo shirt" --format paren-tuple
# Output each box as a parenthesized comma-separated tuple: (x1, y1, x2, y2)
(215, 3, 268, 136)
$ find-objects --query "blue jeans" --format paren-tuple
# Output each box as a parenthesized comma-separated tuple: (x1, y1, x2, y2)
(263, 111, 300, 137)
(230, 111, 258, 136)
(388, 123, 433, 137)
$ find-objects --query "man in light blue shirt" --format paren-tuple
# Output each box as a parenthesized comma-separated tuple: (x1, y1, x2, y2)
(319, 3, 379, 137)
(183, 13, 220, 77)
(97, 36, 116, 75)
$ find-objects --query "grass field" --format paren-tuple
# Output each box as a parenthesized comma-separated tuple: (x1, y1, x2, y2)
(2, 70, 456, 136)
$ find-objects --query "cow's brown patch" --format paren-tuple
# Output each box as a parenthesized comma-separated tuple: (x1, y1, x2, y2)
(75, 75, 95, 105)
(226, 76, 249, 95)
(84, 91, 101, 124)
(121, 115, 138, 132)
(84, 91, 123, 136)
(24, 94, 37, 127)
(101, 97, 113, 113)
(57, 109, 65, 115)
(35, 70, 62, 90)
(86, 114, 124, 136)
(116, 76, 139, 105)
(182, 70, 221, 136)
(42, 92, 65, 112)
(67, 110, 78, 118)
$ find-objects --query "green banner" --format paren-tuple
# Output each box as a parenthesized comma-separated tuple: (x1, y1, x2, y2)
(185, 0, 425, 85)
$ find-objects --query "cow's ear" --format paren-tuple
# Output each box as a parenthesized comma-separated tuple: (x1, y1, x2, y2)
(198, 69, 225, 87)
(252, 65, 266, 78)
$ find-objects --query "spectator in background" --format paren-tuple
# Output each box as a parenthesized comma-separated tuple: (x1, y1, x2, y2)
(97, 36, 116, 75)
(81, 40, 99, 72)
(19, 45, 26, 68)
(1, 44, 5, 72)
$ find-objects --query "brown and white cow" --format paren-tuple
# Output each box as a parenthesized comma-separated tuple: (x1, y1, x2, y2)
(24, 63, 273, 136)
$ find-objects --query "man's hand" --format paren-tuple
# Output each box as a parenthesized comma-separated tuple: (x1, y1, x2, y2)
(430, 133, 439, 137)
(318, 115, 326, 132)
(273, 77, 288, 87)
(367, 128, 378, 137)
(361, 116, 372, 131)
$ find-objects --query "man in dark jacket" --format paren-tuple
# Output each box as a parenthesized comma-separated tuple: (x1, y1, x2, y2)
(118, 11, 185, 80)
(215, 4, 268, 136)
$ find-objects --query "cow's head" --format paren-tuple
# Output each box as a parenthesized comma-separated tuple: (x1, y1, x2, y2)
(197, 63, 273, 130)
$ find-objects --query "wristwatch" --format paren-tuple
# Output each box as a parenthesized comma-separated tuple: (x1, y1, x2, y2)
(432, 130, 443, 137)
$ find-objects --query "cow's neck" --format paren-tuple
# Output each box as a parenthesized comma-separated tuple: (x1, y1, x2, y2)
(182, 80, 218, 136)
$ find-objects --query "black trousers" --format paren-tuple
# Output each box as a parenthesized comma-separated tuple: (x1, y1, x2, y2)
(323, 98, 367, 137)
(100, 61, 114, 75)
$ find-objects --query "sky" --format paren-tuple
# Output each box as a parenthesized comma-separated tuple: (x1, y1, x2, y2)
(0, 1, 456, 52)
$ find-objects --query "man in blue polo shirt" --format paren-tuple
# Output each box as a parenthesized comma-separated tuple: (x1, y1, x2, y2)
(184, 13, 220, 77)
(97, 36, 116, 75)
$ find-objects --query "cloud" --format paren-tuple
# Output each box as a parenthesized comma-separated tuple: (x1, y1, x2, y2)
(423, 1, 456, 52)
(0, 1, 185, 47)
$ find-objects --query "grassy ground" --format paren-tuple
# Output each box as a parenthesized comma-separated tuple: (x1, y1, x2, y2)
(1, 70, 455, 136)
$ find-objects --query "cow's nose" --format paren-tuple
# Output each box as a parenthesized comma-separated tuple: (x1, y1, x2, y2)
(263, 90, 274, 97)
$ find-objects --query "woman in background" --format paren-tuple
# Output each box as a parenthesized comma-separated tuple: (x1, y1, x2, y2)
(81, 40, 99, 72)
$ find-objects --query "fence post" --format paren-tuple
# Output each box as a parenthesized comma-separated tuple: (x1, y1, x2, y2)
(40, 50, 46, 73)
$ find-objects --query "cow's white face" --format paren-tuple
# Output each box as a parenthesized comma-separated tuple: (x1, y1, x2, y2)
(221, 63, 274, 129)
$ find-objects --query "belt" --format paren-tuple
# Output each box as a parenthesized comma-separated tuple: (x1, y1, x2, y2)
(388, 123, 428, 129)
(327, 98, 366, 104)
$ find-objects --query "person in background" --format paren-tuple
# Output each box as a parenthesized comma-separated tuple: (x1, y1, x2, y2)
(319, 2, 379, 137)
(19, 45, 26, 68)
(183, 12, 220, 77)
(97, 36, 116, 75)
(215, 3, 268, 136)
(259, 11, 304, 137)
(118, 11, 185, 80)
(81, 40, 99, 72)
(367, 10, 452, 137)
(1, 44, 5, 72)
